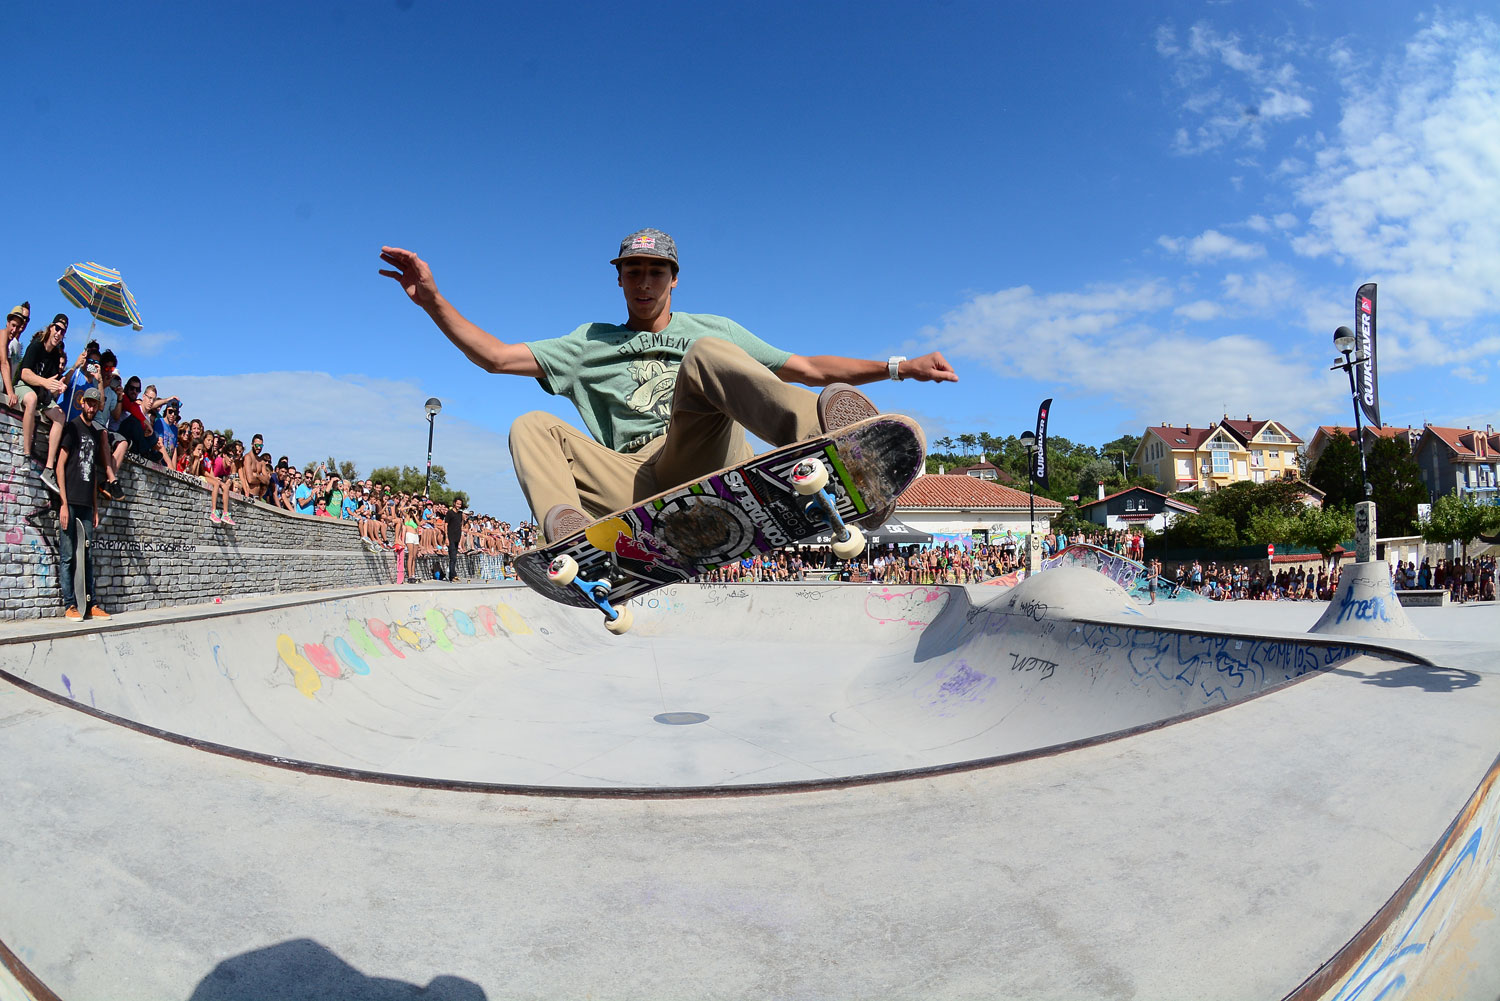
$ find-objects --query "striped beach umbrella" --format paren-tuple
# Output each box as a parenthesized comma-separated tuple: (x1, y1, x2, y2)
(57, 262, 143, 330)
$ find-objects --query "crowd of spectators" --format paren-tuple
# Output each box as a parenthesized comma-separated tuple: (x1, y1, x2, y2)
(4, 301, 535, 586)
(1392, 556, 1496, 602)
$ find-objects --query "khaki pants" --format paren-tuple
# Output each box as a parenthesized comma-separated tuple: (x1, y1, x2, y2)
(509, 337, 821, 526)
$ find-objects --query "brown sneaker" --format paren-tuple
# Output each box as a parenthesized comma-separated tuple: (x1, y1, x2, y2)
(88, 606, 112, 620)
(817, 383, 878, 433)
(64, 606, 82, 621)
(542, 503, 592, 544)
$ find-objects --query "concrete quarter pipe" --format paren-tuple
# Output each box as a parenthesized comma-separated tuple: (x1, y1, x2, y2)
(1, 568, 1497, 999)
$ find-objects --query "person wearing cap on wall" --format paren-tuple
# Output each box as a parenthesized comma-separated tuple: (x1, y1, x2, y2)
(379, 230, 958, 542)
(17, 313, 71, 497)
(57, 386, 110, 621)
(3, 302, 31, 410)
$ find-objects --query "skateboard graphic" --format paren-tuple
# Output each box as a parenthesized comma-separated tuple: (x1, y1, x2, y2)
(515, 415, 926, 633)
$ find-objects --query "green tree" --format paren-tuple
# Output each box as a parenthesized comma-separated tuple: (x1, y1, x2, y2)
(1167, 512, 1240, 549)
(1367, 436, 1427, 536)
(1291, 506, 1357, 568)
(368, 463, 469, 506)
(1422, 491, 1500, 551)
(977, 432, 998, 462)
(957, 433, 978, 458)
(1075, 457, 1119, 499)
(1307, 432, 1363, 510)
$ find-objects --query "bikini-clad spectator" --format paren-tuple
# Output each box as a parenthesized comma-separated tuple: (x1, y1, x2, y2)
(2, 302, 30, 409)
(207, 436, 235, 524)
(17, 314, 70, 496)
(401, 501, 421, 582)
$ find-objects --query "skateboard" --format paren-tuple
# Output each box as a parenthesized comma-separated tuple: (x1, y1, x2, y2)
(515, 414, 926, 632)
(73, 524, 89, 617)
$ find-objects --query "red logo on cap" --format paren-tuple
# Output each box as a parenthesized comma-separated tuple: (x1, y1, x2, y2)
(631, 236, 656, 250)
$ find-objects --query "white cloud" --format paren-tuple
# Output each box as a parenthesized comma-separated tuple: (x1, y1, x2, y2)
(921, 281, 1334, 432)
(1273, 212, 1299, 229)
(1451, 365, 1488, 384)
(1293, 15, 1500, 324)
(1158, 21, 1314, 153)
(1174, 300, 1223, 321)
(151, 371, 528, 519)
(1160, 228, 1266, 263)
(84, 328, 180, 360)
(1245, 214, 1271, 233)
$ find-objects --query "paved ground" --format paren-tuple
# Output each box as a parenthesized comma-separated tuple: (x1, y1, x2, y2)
(1, 571, 1498, 999)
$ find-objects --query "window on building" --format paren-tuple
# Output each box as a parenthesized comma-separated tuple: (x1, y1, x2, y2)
(1250, 451, 1263, 467)
(1268, 450, 1280, 460)
(1176, 458, 1191, 478)
(1253, 470, 1265, 484)
(1212, 452, 1230, 475)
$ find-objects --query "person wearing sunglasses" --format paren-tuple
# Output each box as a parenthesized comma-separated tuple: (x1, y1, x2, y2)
(2, 302, 30, 410)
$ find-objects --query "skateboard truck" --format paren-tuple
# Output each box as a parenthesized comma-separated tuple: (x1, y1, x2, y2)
(790, 458, 865, 560)
(547, 555, 635, 634)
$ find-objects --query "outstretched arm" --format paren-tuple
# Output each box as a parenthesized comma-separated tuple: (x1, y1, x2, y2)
(777, 351, 958, 388)
(378, 246, 543, 378)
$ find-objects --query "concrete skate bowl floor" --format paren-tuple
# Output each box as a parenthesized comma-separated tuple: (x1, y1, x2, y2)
(0, 568, 1400, 791)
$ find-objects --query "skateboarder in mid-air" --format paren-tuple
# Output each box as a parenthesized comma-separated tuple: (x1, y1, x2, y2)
(379, 229, 958, 542)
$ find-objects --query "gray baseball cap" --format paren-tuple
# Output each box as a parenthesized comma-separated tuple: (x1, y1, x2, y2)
(82, 387, 103, 403)
(610, 228, 678, 268)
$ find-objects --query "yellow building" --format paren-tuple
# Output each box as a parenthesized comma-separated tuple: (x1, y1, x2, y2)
(1132, 417, 1304, 492)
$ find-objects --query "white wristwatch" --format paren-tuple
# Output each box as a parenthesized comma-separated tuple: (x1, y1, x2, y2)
(888, 356, 906, 381)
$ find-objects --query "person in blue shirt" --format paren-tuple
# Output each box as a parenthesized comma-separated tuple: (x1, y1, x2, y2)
(294, 476, 315, 516)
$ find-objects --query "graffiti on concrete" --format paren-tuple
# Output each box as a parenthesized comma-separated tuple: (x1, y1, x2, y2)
(274, 600, 533, 699)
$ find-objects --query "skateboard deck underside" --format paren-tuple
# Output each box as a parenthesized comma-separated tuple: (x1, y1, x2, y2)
(515, 416, 925, 609)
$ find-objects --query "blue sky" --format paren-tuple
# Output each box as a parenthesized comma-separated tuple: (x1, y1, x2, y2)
(5, 1, 1497, 518)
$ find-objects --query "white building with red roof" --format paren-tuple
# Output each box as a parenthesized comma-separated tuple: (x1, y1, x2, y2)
(894, 474, 1062, 543)
(1075, 486, 1198, 533)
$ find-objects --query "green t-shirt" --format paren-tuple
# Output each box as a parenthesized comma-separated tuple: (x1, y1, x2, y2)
(526, 312, 791, 453)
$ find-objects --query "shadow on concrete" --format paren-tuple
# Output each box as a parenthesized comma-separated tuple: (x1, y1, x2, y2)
(1330, 664, 1481, 693)
(188, 938, 486, 1001)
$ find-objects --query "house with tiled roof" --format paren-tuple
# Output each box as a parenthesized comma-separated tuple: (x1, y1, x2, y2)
(946, 459, 1016, 485)
(1304, 425, 1421, 468)
(1132, 416, 1305, 492)
(1413, 424, 1500, 505)
(895, 474, 1062, 542)
(1076, 486, 1197, 534)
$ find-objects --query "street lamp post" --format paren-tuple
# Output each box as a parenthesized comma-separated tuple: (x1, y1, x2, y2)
(423, 397, 443, 498)
(1330, 326, 1375, 561)
(1020, 430, 1038, 573)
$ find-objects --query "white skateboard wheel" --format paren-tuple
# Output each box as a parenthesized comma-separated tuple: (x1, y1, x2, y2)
(791, 458, 829, 495)
(547, 554, 579, 586)
(832, 526, 865, 560)
(604, 605, 634, 634)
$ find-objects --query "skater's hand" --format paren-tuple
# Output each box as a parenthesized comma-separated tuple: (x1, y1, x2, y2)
(92, 506, 99, 529)
(378, 247, 441, 310)
(902, 351, 958, 383)
(3, 389, 15, 409)
(59, 502, 69, 530)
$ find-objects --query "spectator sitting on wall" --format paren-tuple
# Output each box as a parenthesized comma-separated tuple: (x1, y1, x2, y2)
(242, 435, 273, 503)
(273, 458, 297, 511)
(175, 418, 203, 473)
(2, 302, 30, 409)
(17, 314, 70, 497)
(139, 385, 178, 466)
(116, 376, 158, 461)
(153, 398, 181, 470)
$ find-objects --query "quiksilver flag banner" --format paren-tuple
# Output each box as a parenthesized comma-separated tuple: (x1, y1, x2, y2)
(1033, 398, 1052, 489)
(1355, 283, 1380, 428)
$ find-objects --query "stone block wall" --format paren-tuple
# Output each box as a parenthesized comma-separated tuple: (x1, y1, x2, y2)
(1, 404, 401, 619)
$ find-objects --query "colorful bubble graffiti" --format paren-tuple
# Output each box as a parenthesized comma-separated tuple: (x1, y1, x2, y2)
(275, 600, 532, 699)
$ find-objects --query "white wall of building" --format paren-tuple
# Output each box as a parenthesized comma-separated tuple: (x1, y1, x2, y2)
(898, 511, 1053, 539)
